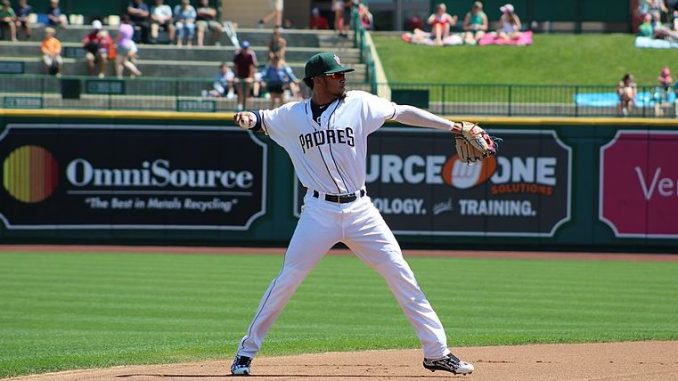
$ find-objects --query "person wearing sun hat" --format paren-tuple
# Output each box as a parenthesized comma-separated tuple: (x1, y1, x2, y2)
(229, 51, 481, 377)
(497, 3, 521, 40)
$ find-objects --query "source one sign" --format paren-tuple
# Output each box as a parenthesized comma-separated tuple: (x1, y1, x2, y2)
(0, 124, 267, 230)
(599, 130, 678, 238)
(296, 128, 572, 237)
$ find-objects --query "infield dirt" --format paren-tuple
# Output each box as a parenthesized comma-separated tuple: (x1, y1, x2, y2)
(5, 341, 678, 381)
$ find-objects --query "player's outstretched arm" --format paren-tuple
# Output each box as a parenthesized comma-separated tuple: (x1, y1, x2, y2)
(391, 105, 499, 163)
(391, 104, 464, 134)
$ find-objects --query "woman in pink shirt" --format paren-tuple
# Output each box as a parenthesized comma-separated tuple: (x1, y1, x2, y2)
(427, 3, 457, 46)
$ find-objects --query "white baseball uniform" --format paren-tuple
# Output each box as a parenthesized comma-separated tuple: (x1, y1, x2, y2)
(236, 90, 453, 360)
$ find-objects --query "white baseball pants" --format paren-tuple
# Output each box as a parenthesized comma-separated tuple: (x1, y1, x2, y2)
(236, 192, 451, 359)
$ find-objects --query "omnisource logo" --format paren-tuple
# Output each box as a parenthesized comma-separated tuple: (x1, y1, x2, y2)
(65, 159, 254, 189)
(3, 145, 59, 203)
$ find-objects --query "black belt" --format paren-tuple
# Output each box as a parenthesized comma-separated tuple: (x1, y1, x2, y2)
(313, 189, 366, 204)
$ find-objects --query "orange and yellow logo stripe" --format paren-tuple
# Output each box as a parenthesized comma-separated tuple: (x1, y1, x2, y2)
(3, 145, 59, 203)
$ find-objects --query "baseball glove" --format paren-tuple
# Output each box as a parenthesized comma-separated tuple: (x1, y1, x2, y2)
(454, 121, 499, 163)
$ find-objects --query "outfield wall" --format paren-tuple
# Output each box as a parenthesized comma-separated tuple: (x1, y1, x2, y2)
(1, 110, 676, 252)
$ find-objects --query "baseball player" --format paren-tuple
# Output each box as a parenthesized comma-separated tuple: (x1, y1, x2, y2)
(231, 52, 495, 376)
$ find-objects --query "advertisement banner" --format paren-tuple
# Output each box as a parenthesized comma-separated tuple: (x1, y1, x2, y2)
(599, 130, 678, 238)
(296, 128, 572, 237)
(0, 124, 267, 230)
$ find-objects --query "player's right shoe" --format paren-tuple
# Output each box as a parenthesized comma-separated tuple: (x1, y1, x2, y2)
(231, 355, 252, 376)
(423, 353, 474, 375)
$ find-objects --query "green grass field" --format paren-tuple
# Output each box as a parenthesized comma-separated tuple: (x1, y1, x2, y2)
(372, 34, 677, 86)
(1, 251, 677, 378)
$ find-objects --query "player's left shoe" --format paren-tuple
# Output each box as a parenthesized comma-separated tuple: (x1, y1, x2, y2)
(423, 353, 474, 375)
(231, 355, 252, 376)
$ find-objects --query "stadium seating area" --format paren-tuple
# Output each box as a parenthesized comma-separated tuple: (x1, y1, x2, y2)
(0, 23, 369, 111)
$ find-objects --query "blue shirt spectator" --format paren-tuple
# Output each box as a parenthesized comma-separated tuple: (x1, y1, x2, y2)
(261, 61, 297, 86)
(127, 0, 151, 43)
(128, 0, 150, 23)
(13, 0, 31, 39)
(14, 0, 32, 19)
(47, 0, 67, 27)
(173, 0, 196, 47)
(260, 56, 300, 107)
(209, 63, 235, 97)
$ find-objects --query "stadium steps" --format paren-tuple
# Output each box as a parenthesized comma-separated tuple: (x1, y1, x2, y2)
(0, 41, 361, 63)
(318, 33, 357, 49)
(28, 25, 344, 47)
(1, 55, 367, 81)
(0, 84, 374, 111)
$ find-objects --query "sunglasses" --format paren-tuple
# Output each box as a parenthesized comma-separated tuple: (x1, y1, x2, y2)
(325, 72, 346, 80)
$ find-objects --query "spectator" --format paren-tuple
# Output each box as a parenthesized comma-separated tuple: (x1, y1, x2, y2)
(309, 7, 329, 30)
(174, 0, 196, 47)
(427, 3, 458, 46)
(196, 0, 222, 46)
(332, 0, 347, 37)
(0, 0, 16, 41)
(462, 1, 488, 45)
(654, 12, 678, 40)
(233, 40, 257, 111)
(127, 0, 151, 44)
(259, 0, 283, 29)
(402, 26, 464, 46)
(41, 27, 62, 75)
(260, 55, 300, 108)
(358, 3, 373, 30)
(150, 0, 175, 44)
(83, 20, 113, 78)
(649, 0, 669, 23)
(638, 13, 655, 37)
(654, 66, 672, 116)
(267, 25, 286, 60)
(46, 0, 67, 27)
(496, 3, 522, 41)
(283, 18, 293, 29)
(208, 62, 235, 98)
(638, 0, 650, 16)
(660, 66, 673, 87)
(616, 73, 637, 117)
(13, 0, 31, 40)
(673, 1, 678, 31)
(115, 20, 142, 78)
(406, 15, 424, 31)
(657, 66, 673, 94)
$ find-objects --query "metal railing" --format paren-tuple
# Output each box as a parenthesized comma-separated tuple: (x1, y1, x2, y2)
(352, 10, 377, 92)
(1, 74, 676, 118)
(0, 74, 237, 112)
(382, 82, 678, 118)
